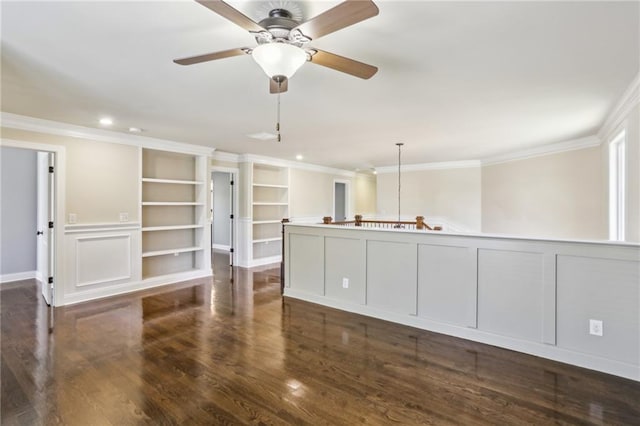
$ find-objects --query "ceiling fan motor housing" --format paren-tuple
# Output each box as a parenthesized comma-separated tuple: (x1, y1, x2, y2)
(256, 9, 303, 45)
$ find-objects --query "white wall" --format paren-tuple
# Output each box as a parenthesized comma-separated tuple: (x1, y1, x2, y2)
(482, 146, 606, 240)
(0, 147, 37, 276)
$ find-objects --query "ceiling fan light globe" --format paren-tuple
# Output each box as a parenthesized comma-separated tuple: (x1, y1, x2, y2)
(252, 43, 306, 79)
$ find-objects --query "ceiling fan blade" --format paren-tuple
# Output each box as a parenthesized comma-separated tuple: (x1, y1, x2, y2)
(270, 78, 289, 94)
(174, 48, 249, 66)
(292, 0, 379, 41)
(195, 0, 264, 32)
(310, 49, 378, 79)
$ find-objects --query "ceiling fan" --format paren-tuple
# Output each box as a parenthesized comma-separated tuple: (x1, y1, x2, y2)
(174, 0, 379, 94)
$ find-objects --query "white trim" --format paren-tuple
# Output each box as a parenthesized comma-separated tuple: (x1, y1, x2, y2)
(240, 153, 355, 178)
(0, 271, 37, 283)
(62, 269, 212, 306)
(0, 112, 215, 156)
(375, 160, 481, 174)
(212, 244, 231, 251)
(599, 72, 640, 141)
(1, 138, 66, 306)
(481, 136, 602, 166)
(210, 166, 240, 266)
(65, 222, 141, 233)
(212, 151, 241, 163)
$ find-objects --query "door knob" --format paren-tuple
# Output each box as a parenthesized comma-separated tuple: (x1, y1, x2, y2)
(36, 231, 44, 236)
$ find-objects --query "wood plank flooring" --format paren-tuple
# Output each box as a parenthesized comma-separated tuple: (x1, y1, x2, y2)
(2, 253, 640, 425)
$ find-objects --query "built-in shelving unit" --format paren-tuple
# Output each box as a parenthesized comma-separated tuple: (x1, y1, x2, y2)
(140, 148, 210, 280)
(251, 163, 289, 265)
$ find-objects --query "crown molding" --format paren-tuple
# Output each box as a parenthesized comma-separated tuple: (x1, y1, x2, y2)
(239, 153, 355, 178)
(0, 112, 215, 156)
(375, 160, 481, 174)
(481, 135, 601, 166)
(598, 72, 640, 141)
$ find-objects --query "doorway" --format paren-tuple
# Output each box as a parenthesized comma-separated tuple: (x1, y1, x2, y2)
(1, 139, 64, 307)
(333, 180, 349, 222)
(211, 169, 238, 266)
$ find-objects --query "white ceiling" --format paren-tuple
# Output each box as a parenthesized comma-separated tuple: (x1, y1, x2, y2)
(1, 1, 638, 170)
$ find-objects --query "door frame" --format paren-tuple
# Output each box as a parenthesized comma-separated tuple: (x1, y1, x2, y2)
(210, 166, 239, 266)
(333, 179, 351, 222)
(1, 139, 66, 306)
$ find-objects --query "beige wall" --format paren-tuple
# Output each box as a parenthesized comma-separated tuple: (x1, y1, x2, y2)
(625, 104, 640, 242)
(482, 147, 605, 240)
(376, 167, 482, 232)
(1, 127, 139, 224)
(289, 168, 355, 221)
(355, 173, 377, 216)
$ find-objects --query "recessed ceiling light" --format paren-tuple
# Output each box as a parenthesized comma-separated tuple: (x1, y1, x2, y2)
(296, 154, 303, 161)
(99, 117, 113, 126)
(373, 170, 378, 175)
(128, 127, 143, 133)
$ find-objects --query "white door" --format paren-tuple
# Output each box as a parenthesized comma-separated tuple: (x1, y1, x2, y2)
(36, 152, 54, 305)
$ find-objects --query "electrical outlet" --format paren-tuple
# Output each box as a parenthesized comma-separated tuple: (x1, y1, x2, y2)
(68, 213, 77, 224)
(342, 277, 349, 289)
(589, 319, 603, 336)
(119, 212, 129, 222)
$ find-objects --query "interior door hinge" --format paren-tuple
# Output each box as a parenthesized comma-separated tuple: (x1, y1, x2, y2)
(49, 166, 54, 173)
(230, 180, 234, 186)
(230, 248, 234, 253)
(48, 276, 53, 284)
(48, 221, 54, 229)
(230, 214, 234, 219)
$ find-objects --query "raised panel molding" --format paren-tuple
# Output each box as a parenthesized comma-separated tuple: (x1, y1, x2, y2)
(64, 227, 141, 299)
(75, 234, 132, 287)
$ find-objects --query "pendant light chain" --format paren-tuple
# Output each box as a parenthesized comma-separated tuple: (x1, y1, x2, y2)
(396, 142, 404, 225)
(276, 80, 282, 142)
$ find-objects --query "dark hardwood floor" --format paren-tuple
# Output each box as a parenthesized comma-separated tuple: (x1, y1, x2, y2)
(2, 253, 640, 425)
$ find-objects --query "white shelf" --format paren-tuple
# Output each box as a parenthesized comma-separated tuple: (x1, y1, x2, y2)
(253, 183, 288, 189)
(142, 246, 203, 258)
(252, 237, 282, 244)
(142, 178, 203, 185)
(253, 220, 283, 225)
(142, 202, 204, 206)
(253, 202, 288, 206)
(142, 225, 203, 232)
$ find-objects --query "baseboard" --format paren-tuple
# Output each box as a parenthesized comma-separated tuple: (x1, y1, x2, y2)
(0, 270, 37, 284)
(212, 244, 231, 251)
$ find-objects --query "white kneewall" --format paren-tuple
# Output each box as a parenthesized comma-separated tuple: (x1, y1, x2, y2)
(284, 224, 640, 381)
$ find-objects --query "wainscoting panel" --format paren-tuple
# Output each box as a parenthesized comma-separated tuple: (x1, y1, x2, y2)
(76, 234, 131, 287)
(557, 255, 640, 365)
(367, 240, 417, 315)
(325, 237, 366, 305)
(417, 244, 476, 327)
(64, 224, 141, 303)
(288, 233, 324, 296)
(477, 249, 545, 342)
